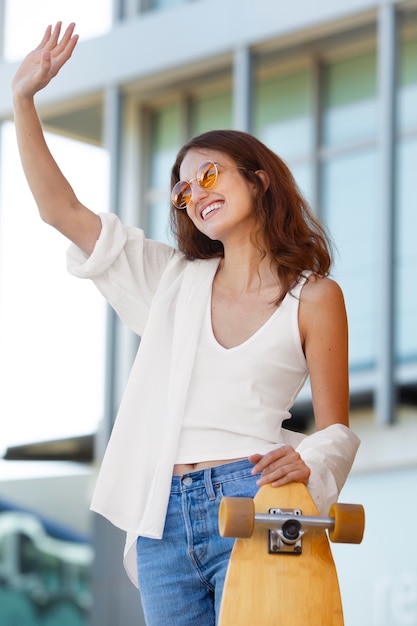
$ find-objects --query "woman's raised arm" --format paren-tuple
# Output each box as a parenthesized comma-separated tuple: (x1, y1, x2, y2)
(12, 23, 102, 255)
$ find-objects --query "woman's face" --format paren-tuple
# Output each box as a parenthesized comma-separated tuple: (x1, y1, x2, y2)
(178, 148, 258, 246)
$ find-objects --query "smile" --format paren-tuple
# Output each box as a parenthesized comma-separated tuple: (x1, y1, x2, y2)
(201, 201, 223, 220)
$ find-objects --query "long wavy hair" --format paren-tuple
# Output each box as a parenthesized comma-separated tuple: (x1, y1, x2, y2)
(170, 130, 332, 303)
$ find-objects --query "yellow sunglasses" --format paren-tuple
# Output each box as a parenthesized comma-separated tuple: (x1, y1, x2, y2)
(171, 160, 219, 210)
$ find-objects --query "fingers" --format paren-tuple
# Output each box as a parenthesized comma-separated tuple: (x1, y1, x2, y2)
(50, 22, 64, 48)
(43, 22, 64, 52)
(250, 446, 288, 474)
(53, 23, 77, 56)
(249, 446, 311, 488)
(36, 25, 53, 50)
(54, 25, 78, 72)
(40, 23, 78, 80)
(36, 22, 78, 57)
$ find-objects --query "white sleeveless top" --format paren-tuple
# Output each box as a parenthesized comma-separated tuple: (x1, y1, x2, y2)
(175, 273, 310, 463)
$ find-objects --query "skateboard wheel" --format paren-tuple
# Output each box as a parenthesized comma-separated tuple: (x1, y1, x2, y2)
(328, 503, 365, 544)
(219, 497, 255, 538)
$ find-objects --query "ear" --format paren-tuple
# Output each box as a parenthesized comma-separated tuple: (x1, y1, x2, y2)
(255, 170, 270, 192)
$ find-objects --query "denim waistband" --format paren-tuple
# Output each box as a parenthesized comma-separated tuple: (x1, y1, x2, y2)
(170, 458, 254, 496)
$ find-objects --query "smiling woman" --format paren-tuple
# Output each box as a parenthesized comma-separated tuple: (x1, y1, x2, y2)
(9, 21, 361, 625)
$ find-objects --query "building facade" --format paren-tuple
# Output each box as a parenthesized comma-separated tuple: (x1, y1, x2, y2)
(1, 1, 416, 624)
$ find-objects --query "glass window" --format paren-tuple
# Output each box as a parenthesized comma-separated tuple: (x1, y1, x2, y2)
(253, 70, 312, 161)
(149, 105, 183, 187)
(191, 92, 232, 136)
(398, 37, 417, 131)
(321, 148, 379, 369)
(3, 0, 112, 61)
(322, 52, 377, 146)
(395, 136, 417, 361)
(396, 32, 417, 362)
(291, 163, 314, 207)
(148, 105, 183, 242)
(253, 69, 313, 200)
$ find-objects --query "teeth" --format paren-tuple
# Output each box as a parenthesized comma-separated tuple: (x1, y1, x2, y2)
(202, 202, 222, 219)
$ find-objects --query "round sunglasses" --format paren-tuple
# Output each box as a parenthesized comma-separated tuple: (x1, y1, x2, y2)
(171, 160, 219, 210)
(171, 161, 249, 210)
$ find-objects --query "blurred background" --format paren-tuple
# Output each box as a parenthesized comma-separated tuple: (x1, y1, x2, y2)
(0, 0, 416, 624)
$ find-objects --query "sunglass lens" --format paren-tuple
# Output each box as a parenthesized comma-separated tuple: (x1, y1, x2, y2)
(172, 181, 191, 209)
(198, 161, 217, 189)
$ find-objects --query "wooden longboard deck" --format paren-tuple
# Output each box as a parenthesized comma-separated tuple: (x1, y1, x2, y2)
(219, 482, 344, 626)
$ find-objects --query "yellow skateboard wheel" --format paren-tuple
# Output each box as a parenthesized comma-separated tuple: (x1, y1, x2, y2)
(219, 497, 255, 538)
(328, 503, 365, 544)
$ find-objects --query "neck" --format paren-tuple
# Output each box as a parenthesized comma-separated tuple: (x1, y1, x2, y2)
(216, 247, 277, 294)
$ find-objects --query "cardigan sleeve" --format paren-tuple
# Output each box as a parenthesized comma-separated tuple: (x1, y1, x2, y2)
(66, 212, 177, 335)
(296, 423, 360, 516)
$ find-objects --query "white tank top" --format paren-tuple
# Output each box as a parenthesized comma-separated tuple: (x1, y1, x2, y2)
(174, 273, 310, 463)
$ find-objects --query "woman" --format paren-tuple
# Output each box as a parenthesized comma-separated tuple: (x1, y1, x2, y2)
(12, 23, 360, 626)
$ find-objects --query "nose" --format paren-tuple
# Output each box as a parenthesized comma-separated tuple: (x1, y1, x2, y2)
(189, 179, 208, 206)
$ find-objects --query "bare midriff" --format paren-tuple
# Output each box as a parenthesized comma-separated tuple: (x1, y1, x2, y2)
(173, 457, 246, 475)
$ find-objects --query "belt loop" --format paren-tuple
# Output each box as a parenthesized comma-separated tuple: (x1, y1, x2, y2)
(204, 468, 216, 500)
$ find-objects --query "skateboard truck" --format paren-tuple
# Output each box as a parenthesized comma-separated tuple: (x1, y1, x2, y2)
(219, 496, 364, 547)
(268, 508, 303, 554)
(258, 508, 338, 555)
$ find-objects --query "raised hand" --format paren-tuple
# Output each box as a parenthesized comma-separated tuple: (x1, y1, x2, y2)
(12, 22, 78, 99)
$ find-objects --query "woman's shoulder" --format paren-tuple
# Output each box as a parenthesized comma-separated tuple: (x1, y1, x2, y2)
(297, 273, 348, 362)
(300, 273, 344, 304)
(298, 273, 347, 333)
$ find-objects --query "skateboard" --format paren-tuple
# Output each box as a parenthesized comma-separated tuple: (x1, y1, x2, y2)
(218, 482, 365, 625)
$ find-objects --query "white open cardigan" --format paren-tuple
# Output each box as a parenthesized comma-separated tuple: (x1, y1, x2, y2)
(67, 212, 360, 587)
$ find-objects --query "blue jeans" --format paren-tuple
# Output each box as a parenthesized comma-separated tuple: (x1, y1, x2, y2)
(136, 459, 259, 626)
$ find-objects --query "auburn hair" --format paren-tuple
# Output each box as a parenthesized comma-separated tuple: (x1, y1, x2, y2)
(170, 130, 332, 304)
